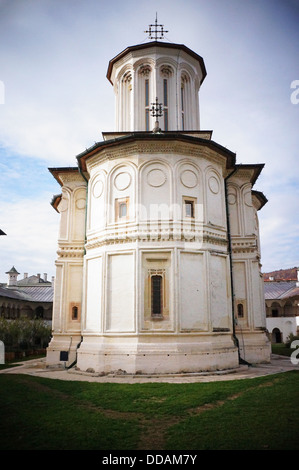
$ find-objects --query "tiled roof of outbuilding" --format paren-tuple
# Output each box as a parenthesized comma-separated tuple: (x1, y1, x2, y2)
(17, 286, 54, 302)
(0, 286, 31, 301)
(0, 285, 53, 303)
(264, 281, 298, 300)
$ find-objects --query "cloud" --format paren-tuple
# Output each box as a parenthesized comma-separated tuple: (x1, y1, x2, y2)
(259, 184, 299, 271)
(0, 196, 59, 283)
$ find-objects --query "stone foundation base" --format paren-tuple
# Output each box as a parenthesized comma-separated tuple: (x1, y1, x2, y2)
(237, 331, 271, 365)
(46, 335, 82, 368)
(47, 332, 271, 375)
(75, 335, 240, 375)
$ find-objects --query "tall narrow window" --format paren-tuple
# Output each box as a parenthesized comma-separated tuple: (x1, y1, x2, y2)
(181, 85, 185, 130)
(163, 79, 168, 131)
(151, 275, 163, 316)
(122, 71, 132, 131)
(145, 79, 150, 131)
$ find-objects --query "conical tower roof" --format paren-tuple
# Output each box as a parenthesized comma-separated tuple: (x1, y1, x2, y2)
(5, 266, 20, 275)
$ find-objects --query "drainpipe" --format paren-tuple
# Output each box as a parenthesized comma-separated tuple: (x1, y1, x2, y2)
(224, 168, 241, 362)
(67, 336, 83, 370)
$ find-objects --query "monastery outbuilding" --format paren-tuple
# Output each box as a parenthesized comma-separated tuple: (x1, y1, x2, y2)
(0, 267, 53, 321)
(264, 268, 299, 343)
(46, 19, 271, 374)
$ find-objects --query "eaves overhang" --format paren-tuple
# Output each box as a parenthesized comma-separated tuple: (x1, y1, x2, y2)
(234, 163, 265, 186)
(252, 189, 268, 210)
(50, 194, 62, 213)
(48, 167, 79, 186)
(76, 132, 236, 172)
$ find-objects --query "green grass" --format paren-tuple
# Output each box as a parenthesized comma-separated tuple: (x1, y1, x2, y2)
(0, 371, 298, 450)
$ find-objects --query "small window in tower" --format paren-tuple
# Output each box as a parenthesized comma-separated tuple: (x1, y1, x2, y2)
(183, 197, 196, 219)
(70, 303, 80, 321)
(72, 306, 78, 320)
(237, 303, 244, 318)
(115, 197, 129, 221)
(151, 275, 163, 316)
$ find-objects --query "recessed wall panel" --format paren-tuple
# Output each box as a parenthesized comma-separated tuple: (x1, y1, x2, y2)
(179, 252, 207, 330)
(106, 253, 135, 332)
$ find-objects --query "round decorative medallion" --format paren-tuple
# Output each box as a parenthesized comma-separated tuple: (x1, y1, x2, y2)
(227, 193, 236, 205)
(93, 180, 104, 198)
(180, 169, 198, 188)
(147, 168, 167, 187)
(114, 172, 131, 191)
(208, 176, 220, 194)
(76, 198, 86, 210)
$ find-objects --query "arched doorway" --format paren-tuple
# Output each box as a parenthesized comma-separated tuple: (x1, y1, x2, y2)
(272, 328, 282, 343)
(35, 306, 44, 319)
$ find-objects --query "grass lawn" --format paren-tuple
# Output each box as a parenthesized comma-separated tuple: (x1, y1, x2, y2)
(0, 370, 298, 450)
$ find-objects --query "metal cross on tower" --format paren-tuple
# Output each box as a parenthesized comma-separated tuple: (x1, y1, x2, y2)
(151, 97, 163, 119)
(151, 97, 164, 133)
(145, 13, 168, 40)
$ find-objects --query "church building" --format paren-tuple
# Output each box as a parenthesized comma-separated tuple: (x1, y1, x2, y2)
(46, 19, 271, 374)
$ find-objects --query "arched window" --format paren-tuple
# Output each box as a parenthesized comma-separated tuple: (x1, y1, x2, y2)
(160, 65, 173, 131)
(237, 303, 244, 318)
(138, 64, 152, 131)
(145, 78, 150, 130)
(121, 71, 132, 131)
(181, 83, 185, 130)
(181, 72, 191, 130)
(163, 78, 168, 131)
(72, 306, 78, 320)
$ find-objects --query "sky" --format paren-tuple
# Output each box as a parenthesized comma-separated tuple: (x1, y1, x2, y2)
(0, 0, 298, 283)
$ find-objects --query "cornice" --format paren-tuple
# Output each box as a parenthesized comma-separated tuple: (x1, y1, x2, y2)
(78, 133, 236, 173)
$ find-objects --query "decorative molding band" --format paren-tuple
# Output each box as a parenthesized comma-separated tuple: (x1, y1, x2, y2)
(85, 230, 228, 250)
(57, 246, 85, 258)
